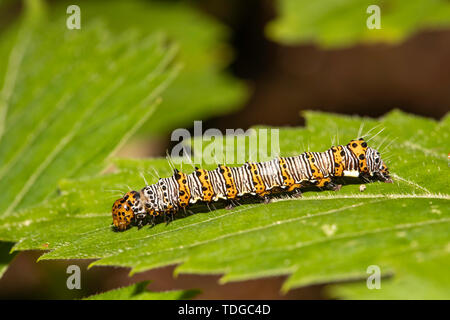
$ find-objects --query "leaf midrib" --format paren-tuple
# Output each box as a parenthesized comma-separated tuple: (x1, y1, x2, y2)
(96, 201, 379, 263)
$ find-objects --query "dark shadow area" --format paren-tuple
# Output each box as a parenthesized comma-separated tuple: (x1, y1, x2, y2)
(197, 0, 450, 133)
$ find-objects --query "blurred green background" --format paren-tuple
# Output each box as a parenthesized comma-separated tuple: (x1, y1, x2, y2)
(0, 0, 449, 299)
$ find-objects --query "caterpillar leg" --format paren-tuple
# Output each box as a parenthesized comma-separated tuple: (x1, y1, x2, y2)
(162, 212, 172, 225)
(137, 218, 145, 229)
(261, 194, 271, 204)
(374, 171, 393, 183)
(327, 182, 342, 191)
(225, 200, 235, 210)
(225, 199, 241, 210)
(150, 215, 156, 227)
(206, 202, 214, 212)
(135, 212, 147, 229)
(163, 213, 175, 225)
(254, 189, 271, 204)
(359, 173, 371, 183)
(182, 207, 195, 217)
(316, 177, 342, 191)
(291, 187, 303, 198)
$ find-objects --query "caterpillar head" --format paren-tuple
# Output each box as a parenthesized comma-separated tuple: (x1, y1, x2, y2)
(112, 190, 141, 231)
(366, 147, 392, 183)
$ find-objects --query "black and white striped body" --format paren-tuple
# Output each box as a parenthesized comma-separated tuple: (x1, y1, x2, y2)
(113, 138, 392, 230)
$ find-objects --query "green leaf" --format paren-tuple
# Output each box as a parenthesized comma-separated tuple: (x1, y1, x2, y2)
(0, 1, 177, 275)
(327, 253, 450, 299)
(0, 18, 177, 215)
(0, 242, 15, 278)
(0, 110, 448, 299)
(267, 0, 450, 47)
(51, 0, 248, 136)
(83, 281, 200, 300)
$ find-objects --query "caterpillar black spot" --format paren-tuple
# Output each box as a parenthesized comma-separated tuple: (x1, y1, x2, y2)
(112, 138, 392, 231)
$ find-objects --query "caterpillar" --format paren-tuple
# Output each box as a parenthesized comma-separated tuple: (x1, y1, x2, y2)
(112, 138, 392, 231)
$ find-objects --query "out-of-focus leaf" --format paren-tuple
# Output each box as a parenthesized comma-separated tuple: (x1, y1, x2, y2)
(267, 0, 450, 48)
(0, 19, 176, 215)
(84, 281, 200, 300)
(52, 0, 248, 136)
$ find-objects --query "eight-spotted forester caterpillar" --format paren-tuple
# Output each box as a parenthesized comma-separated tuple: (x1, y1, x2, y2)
(112, 138, 392, 231)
